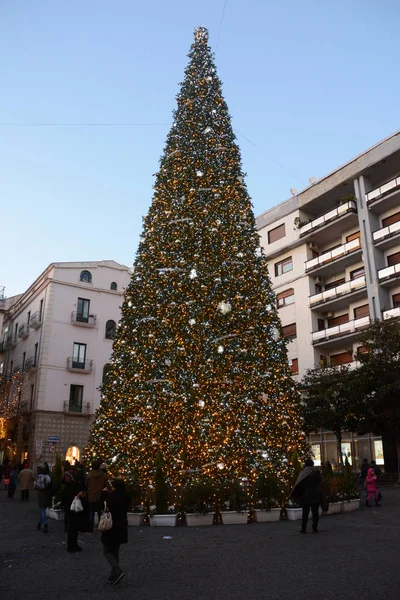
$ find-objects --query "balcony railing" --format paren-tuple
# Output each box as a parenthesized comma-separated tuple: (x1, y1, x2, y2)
(63, 401, 92, 414)
(309, 275, 366, 307)
(366, 176, 400, 205)
(66, 357, 93, 373)
(71, 311, 97, 327)
(378, 263, 400, 282)
(373, 220, 400, 244)
(383, 306, 400, 320)
(17, 323, 29, 339)
(312, 316, 370, 344)
(305, 237, 361, 273)
(299, 200, 357, 236)
(29, 311, 42, 329)
(25, 357, 37, 372)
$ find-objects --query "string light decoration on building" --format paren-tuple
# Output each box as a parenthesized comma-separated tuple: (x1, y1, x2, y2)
(85, 26, 307, 488)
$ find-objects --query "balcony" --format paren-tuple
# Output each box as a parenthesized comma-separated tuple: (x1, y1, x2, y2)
(299, 200, 357, 239)
(71, 311, 97, 327)
(378, 263, 400, 287)
(66, 357, 93, 373)
(373, 220, 400, 249)
(383, 306, 400, 320)
(29, 311, 42, 329)
(309, 275, 367, 311)
(366, 176, 400, 212)
(25, 357, 37, 372)
(312, 316, 370, 348)
(63, 401, 92, 415)
(17, 323, 29, 339)
(305, 238, 362, 276)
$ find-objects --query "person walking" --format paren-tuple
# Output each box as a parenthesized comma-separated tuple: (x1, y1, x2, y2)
(62, 464, 89, 552)
(7, 465, 18, 499)
(18, 464, 35, 501)
(366, 467, 381, 507)
(291, 459, 323, 534)
(35, 465, 52, 533)
(101, 479, 129, 585)
(86, 460, 108, 532)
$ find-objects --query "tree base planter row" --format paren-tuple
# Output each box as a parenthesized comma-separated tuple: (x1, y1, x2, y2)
(186, 513, 214, 527)
(221, 511, 248, 525)
(149, 514, 178, 527)
(253, 508, 281, 522)
(127, 513, 145, 526)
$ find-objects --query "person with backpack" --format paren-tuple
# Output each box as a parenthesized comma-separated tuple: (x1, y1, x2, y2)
(36, 465, 52, 533)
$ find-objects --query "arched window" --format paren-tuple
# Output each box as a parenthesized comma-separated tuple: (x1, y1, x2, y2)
(80, 270, 92, 283)
(105, 319, 116, 340)
(65, 445, 80, 465)
(103, 363, 111, 384)
(110, 282, 118, 291)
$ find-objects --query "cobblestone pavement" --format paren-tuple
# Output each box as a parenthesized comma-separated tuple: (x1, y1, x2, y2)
(1, 488, 400, 600)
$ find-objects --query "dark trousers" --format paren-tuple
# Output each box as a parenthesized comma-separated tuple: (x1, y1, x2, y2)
(301, 502, 319, 532)
(67, 514, 80, 550)
(7, 483, 16, 498)
(88, 501, 102, 531)
(103, 543, 121, 572)
(21, 489, 30, 501)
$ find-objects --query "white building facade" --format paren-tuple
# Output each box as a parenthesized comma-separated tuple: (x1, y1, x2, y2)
(256, 130, 400, 470)
(0, 260, 131, 466)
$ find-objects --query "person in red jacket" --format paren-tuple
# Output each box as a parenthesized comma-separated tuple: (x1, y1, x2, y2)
(365, 467, 380, 507)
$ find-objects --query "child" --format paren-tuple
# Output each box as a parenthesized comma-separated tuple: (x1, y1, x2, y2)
(365, 467, 380, 507)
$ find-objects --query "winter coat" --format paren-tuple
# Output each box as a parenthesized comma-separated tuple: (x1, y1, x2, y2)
(360, 462, 370, 478)
(292, 468, 323, 505)
(62, 469, 90, 532)
(18, 468, 35, 491)
(86, 469, 108, 503)
(366, 468, 378, 493)
(101, 490, 129, 546)
(37, 481, 53, 509)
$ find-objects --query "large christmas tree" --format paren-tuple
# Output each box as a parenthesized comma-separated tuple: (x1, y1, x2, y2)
(86, 27, 306, 488)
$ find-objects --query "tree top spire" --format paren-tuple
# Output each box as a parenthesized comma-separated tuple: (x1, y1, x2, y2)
(194, 25, 209, 44)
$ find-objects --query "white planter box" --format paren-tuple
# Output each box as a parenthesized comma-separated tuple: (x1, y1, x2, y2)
(46, 508, 64, 521)
(221, 511, 248, 525)
(127, 513, 145, 526)
(149, 514, 178, 527)
(186, 513, 214, 527)
(253, 508, 281, 523)
(343, 499, 360, 512)
(327, 502, 343, 515)
(286, 508, 302, 521)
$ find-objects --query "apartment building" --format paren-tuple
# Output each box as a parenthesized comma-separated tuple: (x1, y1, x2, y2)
(0, 260, 131, 467)
(256, 130, 400, 470)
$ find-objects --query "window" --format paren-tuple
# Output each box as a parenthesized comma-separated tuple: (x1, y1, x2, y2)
(392, 293, 400, 308)
(324, 278, 345, 291)
(76, 298, 90, 323)
(39, 299, 44, 321)
(10, 360, 13, 375)
(354, 304, 369, 319)
(329, 351, 353, 366)
(382, 211, 400, 227)
(276, 288, 295, 308)
(356, 345, 367, 356)
(14, 323, 18, 340)
(387, 251, 400, 267)
(274, 256, 293, 277)
(27, 311, 31, 326)
(65, 445, 80, 464)
(350, 267, 365, 280)
(327, 314, 349, 328)
(268, 223, 286, 244)
(22, 352, 26, 372)
(34, 343, 38, 367)
(105, 320, 116, 340)
(282, 323, 296, 339)
(110, 282, 118, 291)
(80, 270, 92, 283)
(30, 385, 34, 412)
(103, 363, 111, 384)
(69, 385, 83, 413)
(72, 343, 87, 369)
(346, 231, 361, 243)
(290, 358, 299, 374)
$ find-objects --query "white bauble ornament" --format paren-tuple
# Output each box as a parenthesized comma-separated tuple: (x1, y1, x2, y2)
(217, 345, 224, 354)
(218, 300, 232, 315)
(198, 400, 205, 408)
(189, 318, 196, 325)
(189, 269, 197, 279)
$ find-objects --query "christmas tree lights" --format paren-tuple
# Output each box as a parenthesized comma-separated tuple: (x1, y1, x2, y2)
(85, 26, 306, 491)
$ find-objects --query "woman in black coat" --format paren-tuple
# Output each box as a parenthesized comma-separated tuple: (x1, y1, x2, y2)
(101, 479, 129, 585)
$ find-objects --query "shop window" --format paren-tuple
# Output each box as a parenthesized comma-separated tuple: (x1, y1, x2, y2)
(354, 304, 369, 319)
(276, 288, 295, 308)
(65, 446, 80, 465)
(282, 323, 296, 339)
(327, 314, 349, 328)
(268, 223, 286, 244)
(382, 211, 400, 227)
(290, 358, 299, 374)
(274, 256, 293, 277)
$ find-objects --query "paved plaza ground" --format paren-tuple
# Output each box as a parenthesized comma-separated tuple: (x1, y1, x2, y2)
(1, 488, 400, 600)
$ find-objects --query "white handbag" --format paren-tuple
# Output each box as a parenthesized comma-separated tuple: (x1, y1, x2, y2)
(70, 496, 83, 512)
(98, 501, 113, 531)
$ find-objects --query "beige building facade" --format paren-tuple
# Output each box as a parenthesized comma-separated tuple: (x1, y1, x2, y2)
(0, 260, 131, 467)
(256, 130, 400, 469)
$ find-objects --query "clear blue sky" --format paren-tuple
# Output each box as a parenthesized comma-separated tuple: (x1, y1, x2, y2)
(1, 0, 399, 297)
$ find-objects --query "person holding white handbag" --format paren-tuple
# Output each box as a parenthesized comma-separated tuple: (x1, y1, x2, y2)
(100, 479, 129, 585)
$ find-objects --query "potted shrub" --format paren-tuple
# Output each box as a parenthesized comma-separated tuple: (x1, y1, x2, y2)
(220, 479, 249, 525)
(149, 461, 177, 527)
(253, 471, 281, 523)
(181, 478, 215, 526)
